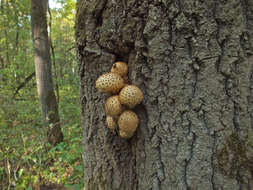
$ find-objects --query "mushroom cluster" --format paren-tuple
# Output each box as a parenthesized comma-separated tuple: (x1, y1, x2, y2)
(96, 61, 143, 139)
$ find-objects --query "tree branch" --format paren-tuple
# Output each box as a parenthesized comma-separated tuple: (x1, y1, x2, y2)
(13, 72, 35, 98)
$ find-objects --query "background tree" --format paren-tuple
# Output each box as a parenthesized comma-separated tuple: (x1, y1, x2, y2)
(31, 0, 63, 145)
(0, 0, 82, 188)
(76, 0, 253, 189)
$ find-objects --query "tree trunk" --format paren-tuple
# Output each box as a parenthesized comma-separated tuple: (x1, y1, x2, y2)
(31, 0, 63, 146)
(76, 0, 253, 189)
(1, 0, 10, 66)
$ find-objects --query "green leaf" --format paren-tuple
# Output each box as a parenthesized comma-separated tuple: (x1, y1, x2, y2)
(73, 184, 81, 190)
(74, 164, 83, 172)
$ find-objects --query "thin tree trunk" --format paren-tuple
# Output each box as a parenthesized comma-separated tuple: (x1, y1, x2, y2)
(1, 0, 10, 66)
(48, 4, 60, 104)
(15, 16, 20, 52)
(76, 0, 253, 189)
(0, 47, 4, 68)
(31, 0, 63, 146)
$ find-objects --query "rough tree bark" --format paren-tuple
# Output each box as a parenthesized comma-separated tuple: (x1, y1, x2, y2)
(31, 0, 63, 146)
(76, 0, 253, 189)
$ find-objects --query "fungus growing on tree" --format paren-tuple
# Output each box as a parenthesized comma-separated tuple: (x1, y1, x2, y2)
(96, 73, 124, 94)
(119, 85, 143, 108)
(110, 61, 128, 77)
(95, 62, 143, 139)
(105, 95, 123, 116)
(118, 110, 139, 134)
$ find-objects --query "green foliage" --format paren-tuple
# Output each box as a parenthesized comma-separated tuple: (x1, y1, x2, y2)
(0, 0, 83, 189)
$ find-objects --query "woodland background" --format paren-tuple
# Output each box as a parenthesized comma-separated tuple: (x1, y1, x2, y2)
(0, 0, 83, 189)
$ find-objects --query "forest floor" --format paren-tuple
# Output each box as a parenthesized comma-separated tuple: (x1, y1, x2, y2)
(0, 82, 84, 189)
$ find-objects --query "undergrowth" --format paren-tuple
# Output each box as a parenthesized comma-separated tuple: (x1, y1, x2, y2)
(0, 79, 83, 190)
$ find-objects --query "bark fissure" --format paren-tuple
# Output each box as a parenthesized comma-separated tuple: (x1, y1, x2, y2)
(233, 101, 240, 131)
(184, 130, 196, 190)
(210, 131, 216, 189)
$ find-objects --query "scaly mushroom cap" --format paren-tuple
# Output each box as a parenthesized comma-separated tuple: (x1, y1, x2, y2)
(96, 73, 124, 94)
(105, 95, 123, 116)
(110, 61, 128, 77)
(106, 115, 117, 130)
(119, 85, 143, 108)
(118, 110, 139, 133)
(119, 130, 134, 139)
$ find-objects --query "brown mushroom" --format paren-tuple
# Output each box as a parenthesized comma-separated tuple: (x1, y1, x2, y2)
(119, 85, 143, 108)
(106, 115, 117, 130)
(118, 110, 139, 134)
(105, 95, 123, 116)
(119, 130, 134, 139)
(110, 61, 128, 77)
(96, 73, 124, 94)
